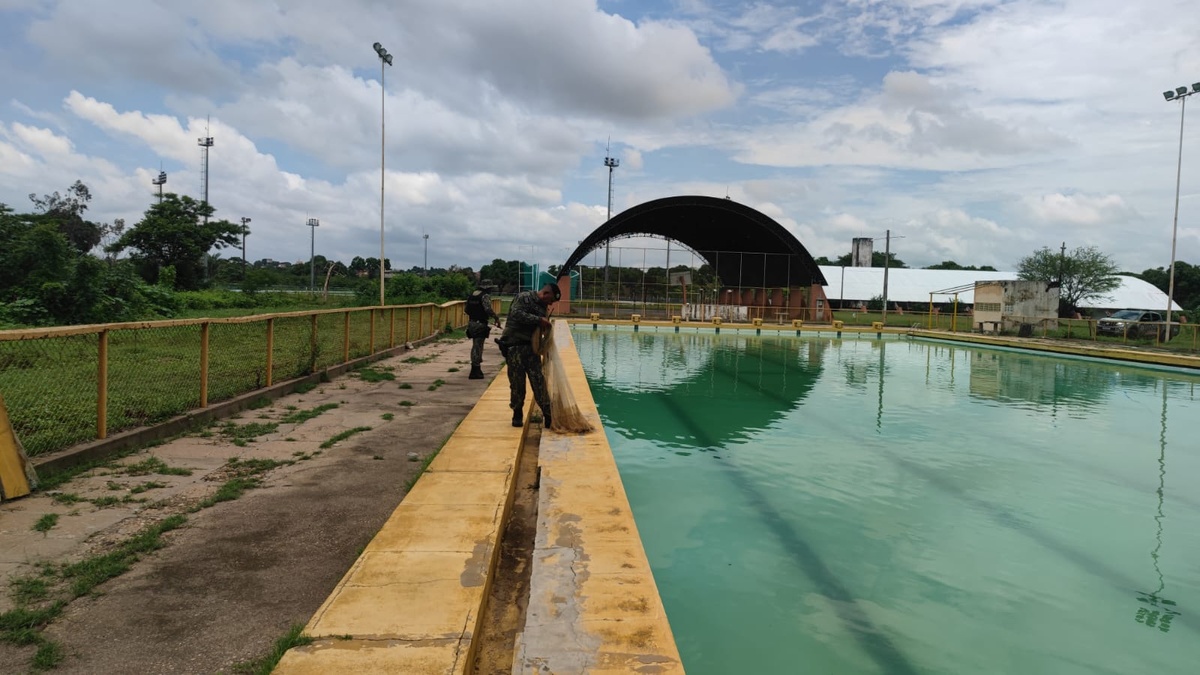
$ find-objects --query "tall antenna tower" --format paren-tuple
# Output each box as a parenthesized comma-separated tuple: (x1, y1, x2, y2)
(603, 139, 619, 295)
(198, 116, 214, 224)
(151, 165, 167, 203)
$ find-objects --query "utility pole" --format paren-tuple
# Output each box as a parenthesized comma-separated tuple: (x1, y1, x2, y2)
(423, 233, 429, 276)
(240, 217, 251, 279)
(198, 118, 213, 223)
(882, 229, 891, 323)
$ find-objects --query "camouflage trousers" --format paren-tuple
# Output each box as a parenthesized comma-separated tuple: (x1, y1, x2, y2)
(505, 344, 550, 414)
(467, 320, 490, 366)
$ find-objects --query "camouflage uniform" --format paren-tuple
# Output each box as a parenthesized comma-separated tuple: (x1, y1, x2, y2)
(499, 290, 551, 420)
(465, 288, 499, 369)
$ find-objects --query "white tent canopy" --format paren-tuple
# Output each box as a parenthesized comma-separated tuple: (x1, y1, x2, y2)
(817, 266, 1183, 312)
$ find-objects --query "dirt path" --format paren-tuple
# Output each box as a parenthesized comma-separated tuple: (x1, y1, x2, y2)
(0, 335, 506, 674)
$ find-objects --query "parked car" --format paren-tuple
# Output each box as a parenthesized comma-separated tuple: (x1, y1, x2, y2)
(1096, 309, 1180, 340)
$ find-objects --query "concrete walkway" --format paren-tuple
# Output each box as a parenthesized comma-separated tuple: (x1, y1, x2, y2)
(0, 335, 504, 673)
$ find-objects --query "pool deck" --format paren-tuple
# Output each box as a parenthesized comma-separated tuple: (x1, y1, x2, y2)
(514, 321, 683, 673)
(275, 320, 682, 673)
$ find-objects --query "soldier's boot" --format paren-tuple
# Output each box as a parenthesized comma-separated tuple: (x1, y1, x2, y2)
(542, 406, 552, 430)
(511, 409, 523, 427)
(469, 365, 484, 379)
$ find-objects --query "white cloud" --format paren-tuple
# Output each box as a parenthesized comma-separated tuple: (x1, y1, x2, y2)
(1027, 193, 1136, 226)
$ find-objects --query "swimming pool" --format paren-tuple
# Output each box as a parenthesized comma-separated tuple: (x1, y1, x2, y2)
(574, 327, 1200, 674)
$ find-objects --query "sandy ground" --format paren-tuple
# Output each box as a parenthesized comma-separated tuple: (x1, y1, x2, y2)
(0, 335, 507, 674)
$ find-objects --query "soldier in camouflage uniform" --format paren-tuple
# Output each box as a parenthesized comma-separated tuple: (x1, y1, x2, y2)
(465, 280, 501, 379)
(498, 283, 559, 427)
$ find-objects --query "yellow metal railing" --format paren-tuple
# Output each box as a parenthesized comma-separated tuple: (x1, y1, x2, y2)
(0, 301, 475, 457)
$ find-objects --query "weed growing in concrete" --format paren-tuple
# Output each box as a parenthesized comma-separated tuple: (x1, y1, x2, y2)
(294, 382, 317, 394)
(32, 639, 64, 670)
(123, 456, 193, 477)
(51, 493, 83, 506)
(129, 481, 166, 494)
(381, 413, 394, 421)
(199, 477, 261, 508)
(448, 367, 460, 372)
(284, 405, 298, 411)
(284, 437, 297, 442)
(248, 397, 272, 410)
(9, 576, 50, 605)
(319, 426, 372, 449)
(372, 455, 384, 460)
(280, 403, 338, 425)
(402, 355, 433, 364)
(399, 400, 415, 407)
(32, 514, 58, 533)
(354, 366, 396, 383)
(219, 422, 279, 444)
(428, 378, 446, 391)
(61, 514, 188, 598)
(398, 382, 413, 389)
(230, 622, 312, 675)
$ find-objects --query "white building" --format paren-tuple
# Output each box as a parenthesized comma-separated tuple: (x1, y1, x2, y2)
(817, 266, 1182, 314)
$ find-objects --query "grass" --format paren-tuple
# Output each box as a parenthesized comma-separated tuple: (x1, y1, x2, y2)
(398, 400, 415, 407)
(427, 378, 446, 391)
(230, 622, 313, 675)
(32, 640, 65, 670)
(398, 382, 413, 389)
(448, 367, 460, 372)
(9, 577, 50, 605)
(61, 514, 188, 598)
(381, 413, 394, 421)
(280, 403, 338, 424)
(219, 421, 280, 443)
(32, 514, 59, 533)
(130, 481, 167, 494)
(1, 307, 467, 458)
(354, 365, 395, 382)
(51, 492, 83, 506)
(401, 355, 433, 364)
(319, 426, 372, 449)
(293, 382, 318, 394)
(198, 477, 261, 508)
(123, 456, 193, 477)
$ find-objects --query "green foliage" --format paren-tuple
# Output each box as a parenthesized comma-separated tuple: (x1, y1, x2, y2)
(108, 193, 241, 290)
(365, 271, 476, 306)
(231, 622, 313, 675)
(1136, 261, 1200, 316)
(924, 261, 998, 271)
(1017, 245, 1120, 313)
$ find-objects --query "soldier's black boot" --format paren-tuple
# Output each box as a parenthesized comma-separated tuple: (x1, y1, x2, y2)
(511, 410, 523, 427)
(469, 365, 484, 379)
(542, 407, 552, 430)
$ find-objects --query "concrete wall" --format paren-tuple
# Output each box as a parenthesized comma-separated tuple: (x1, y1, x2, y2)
(974, 280, 1058, 330)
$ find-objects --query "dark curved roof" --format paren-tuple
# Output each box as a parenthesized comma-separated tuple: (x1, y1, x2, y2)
(561, 195, 827, 287)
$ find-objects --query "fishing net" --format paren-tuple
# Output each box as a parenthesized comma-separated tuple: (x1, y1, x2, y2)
(541, 324, 594, 434)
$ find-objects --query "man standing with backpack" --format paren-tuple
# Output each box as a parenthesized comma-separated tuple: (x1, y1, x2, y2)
(465, 279, 501, 379)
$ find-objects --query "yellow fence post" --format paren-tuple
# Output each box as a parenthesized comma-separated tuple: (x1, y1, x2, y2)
(389, 308, 396, 348)
(343, 311, 351, 363)
(369, 308, 376, 354)
(406, 307, 412, 343)
(266, 318, 275, 387)
(200, 322, 210, 408)
(97, 330, 108, 440)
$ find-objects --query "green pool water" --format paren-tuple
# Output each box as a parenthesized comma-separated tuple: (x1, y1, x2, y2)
(573, 327, 1200, 675)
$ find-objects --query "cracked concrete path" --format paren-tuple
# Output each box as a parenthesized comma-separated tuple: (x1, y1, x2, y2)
(0, 335, 508, 674)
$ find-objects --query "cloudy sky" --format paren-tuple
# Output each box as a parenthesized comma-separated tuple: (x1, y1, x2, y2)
(1, 0, 1198, 274)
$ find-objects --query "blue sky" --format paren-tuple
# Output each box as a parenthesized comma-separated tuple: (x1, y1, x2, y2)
(1, 0, 1198, 274)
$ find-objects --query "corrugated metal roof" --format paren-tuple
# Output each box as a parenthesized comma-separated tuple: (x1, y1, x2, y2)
(817, 266, 1183, 311)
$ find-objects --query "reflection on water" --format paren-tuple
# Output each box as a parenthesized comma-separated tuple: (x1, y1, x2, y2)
(575, 328, 1200, 675)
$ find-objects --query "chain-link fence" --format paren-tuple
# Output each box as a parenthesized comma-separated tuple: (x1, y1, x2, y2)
(0, 301, 472, 458)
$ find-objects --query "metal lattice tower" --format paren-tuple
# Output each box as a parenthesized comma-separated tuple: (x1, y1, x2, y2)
(198, 116, 214, 224)
(603, 142, 619, 293)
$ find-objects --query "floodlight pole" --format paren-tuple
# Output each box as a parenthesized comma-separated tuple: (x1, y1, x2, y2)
(604, 152, 619, 299)
(307, 218, 320, 293)
(374, 42, 394, 307)
(882, 229, 891, 323)
(423, 233, 429, 276)
(240, 217, 251, 279)
(1162, 81, 1199, 325)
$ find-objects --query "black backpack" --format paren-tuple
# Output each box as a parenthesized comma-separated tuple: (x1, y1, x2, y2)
(465, 291, 487, 321)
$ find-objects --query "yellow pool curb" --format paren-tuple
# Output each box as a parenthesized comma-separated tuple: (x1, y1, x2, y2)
(909, 330, 1200, 370)
(515, 321, 684, 673)
(274, 375, 530, 674)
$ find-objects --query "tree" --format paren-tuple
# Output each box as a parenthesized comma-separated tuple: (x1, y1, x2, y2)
(1136, 261, 1200, 314)
(1017, 245, 1120, 315)
(924, 261, 998, 271)
(107, 194, 241, 290)
(831, 251, 908, 268)
(28, 180, 103, 253)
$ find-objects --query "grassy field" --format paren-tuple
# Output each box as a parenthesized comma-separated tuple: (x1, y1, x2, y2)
(0, 304, 462, 457)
